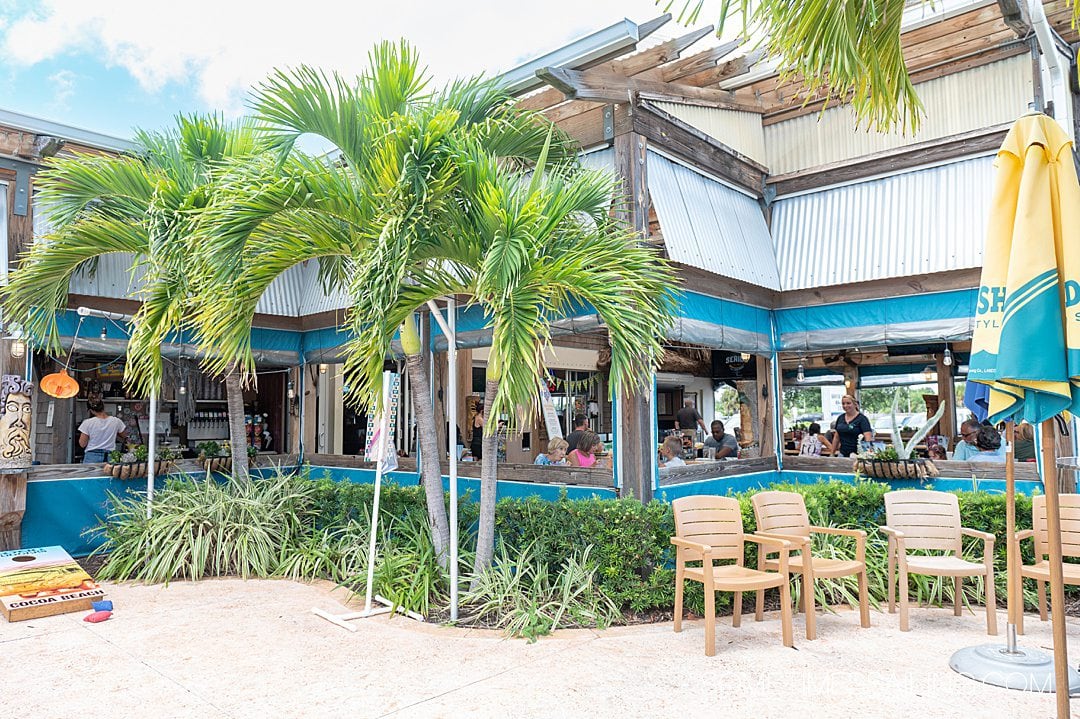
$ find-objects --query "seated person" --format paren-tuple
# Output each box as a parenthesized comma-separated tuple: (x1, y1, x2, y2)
(567, 430, 608, 469)
(798, 422, 825, 456)
(951, 419, 984, 461)
(968, 425, 1006, 462)
(659, 435, 685, 468)
(534, 437, 569, 466)
(1014, 422, 1036, 461)
(927, 444, 947, 461)
(704, 420, 739, 459)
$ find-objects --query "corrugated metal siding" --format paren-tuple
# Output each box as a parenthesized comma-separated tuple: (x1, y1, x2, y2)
(69, 253, 145, 299)
(648, 150, 780, 290)
(765, 56, 1031, 175)
(652, 102, 767, 167)
(255, 264, 303, 316)
(771, 155, 994, 291)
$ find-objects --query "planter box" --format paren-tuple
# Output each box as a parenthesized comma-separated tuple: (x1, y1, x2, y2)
(854, 457, 938, 480)
(102, 460, 172, 480)
(202, 457, 232, 474)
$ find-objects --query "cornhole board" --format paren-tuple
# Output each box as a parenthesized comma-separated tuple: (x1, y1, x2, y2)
(0, 546, 105, 622)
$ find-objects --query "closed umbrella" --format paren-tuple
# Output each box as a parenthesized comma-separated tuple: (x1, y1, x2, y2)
(952, 113, 1080, 717)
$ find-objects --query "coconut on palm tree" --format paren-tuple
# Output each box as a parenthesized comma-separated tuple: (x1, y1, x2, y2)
(2, 114, 275, 480)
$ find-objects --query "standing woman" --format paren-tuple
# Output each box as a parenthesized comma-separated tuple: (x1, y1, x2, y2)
(827, 395, 873, 457)
(79, 399, 128, 463)
(470, 401, 485, 460)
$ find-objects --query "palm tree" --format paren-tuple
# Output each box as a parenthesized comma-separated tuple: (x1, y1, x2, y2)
(2, 115, 273, 480)
(669, 1, 1078, 131)
(339, 135, 677, 577)
(191, 42, 571, 570)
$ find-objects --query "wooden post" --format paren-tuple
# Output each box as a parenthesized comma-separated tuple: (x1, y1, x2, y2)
(613, 123, 653, 501)
(756, 355, 776, 459)
(935, 353, 956, 442)
(0, 472, 27, 550)
(618, 389, 653, 502)
(1040, 419, 1070, 718)
(843, 364, 860, 403)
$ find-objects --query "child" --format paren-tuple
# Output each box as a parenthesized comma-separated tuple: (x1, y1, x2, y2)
(799, 422, 824, 456)
(660, 435, 686, 468)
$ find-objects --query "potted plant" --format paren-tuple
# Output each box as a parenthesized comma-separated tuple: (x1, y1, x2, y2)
(197, 440, 231, 473)
(853, 392, 946, 480)
(102, 443, 175, 480)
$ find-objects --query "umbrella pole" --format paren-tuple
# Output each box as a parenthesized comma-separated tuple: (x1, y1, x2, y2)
(1041, 419, 1070, 718)
(1005, 421, 1019, 651)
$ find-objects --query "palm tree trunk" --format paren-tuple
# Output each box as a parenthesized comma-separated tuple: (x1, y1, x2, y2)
(225, 369, 249, 482)
(470, 377, 499, 583)
(403, 350, 451, 569)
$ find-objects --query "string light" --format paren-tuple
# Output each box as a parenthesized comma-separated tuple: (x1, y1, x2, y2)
(943, 345, 953, 367)
(178, 377, 187, 396)
(796, 362, 805, 383)
(287, 379, 296, 399)
(99, 326, 107, 341)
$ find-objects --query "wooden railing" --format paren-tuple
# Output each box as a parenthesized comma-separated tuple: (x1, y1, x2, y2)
(659, 456, 778, 486)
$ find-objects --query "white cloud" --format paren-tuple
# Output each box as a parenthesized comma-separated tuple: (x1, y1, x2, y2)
(0, 0, 673, 115)
(47, 68, 76, 109)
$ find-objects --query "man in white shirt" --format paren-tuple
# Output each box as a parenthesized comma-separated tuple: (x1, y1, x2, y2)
(78, 399, 128, 463)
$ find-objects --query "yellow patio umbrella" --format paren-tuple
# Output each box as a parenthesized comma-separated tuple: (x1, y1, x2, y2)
(954, 113, 1080, 717)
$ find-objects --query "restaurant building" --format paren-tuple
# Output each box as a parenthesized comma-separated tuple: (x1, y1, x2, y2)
(2, 0, 1078, 552)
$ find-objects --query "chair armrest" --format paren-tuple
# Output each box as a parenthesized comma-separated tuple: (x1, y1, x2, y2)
(879, 525, 903, 539)
(671, 537, 712, 555)
(1014, 529, 1034, 542)
(812, 526, 867, 562)
(810, 526, 866, 539)
(961, 528, 995, 543)
(754, 531, 808, 551)
(745, 534, 792, 551)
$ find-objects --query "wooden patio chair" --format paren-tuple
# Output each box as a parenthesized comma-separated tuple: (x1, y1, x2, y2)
(671, 495, 794, 656)
(881, 490, 997, 634)
(751, 490, 871, 640)
(1014, 494, 1080, 635)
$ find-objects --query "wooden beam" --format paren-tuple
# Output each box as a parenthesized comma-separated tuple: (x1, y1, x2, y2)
(537, 66, 763, 113)
(997, 0, 1032, 35)
(517, 25, 716, 113)
(675, 263, 779, 309)
(676, 48, 767, 87)
(632, 102, 766, 197)
(766, 124, 1011, 197)
(777, 268, 982, 309)
(655, 38, 745, 82)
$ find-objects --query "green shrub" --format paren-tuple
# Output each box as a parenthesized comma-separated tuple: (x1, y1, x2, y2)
(461, 542, 620, 641)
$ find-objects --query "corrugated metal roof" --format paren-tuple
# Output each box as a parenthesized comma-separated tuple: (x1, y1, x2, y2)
(771, 155, 994, 291)
(69, 253, 145, 298)
(765, 56, 1030, 175)
(651, 102, 767, 167)
(647, 150, 780, 290)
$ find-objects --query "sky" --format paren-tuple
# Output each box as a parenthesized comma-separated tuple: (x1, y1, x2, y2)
(0, 0, 687, 142)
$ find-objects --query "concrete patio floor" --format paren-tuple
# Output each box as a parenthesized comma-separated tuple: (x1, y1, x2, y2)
(1, 578, 1075, 718)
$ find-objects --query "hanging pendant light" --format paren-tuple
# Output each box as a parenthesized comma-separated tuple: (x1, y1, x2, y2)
(943, 345, 954, 367)
(796, 362, 805, 383)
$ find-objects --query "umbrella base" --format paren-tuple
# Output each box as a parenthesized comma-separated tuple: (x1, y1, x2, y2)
(950, 643, 1080, 693)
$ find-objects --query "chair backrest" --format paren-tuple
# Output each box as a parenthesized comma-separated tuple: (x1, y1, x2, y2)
(883, 489, 961, 553)
(672, 495, 744, 561)
(1031, 494, 1080, 561)
(751, 490, 811, 540)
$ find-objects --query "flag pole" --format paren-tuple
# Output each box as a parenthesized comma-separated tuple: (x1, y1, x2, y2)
(1042, 419, 1070, 718)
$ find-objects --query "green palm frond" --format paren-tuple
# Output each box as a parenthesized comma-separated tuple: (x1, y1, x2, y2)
(666, 0, 924, 132)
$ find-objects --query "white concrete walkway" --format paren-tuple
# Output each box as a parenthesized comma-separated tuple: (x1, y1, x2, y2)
(1, 578, 1072, 718)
